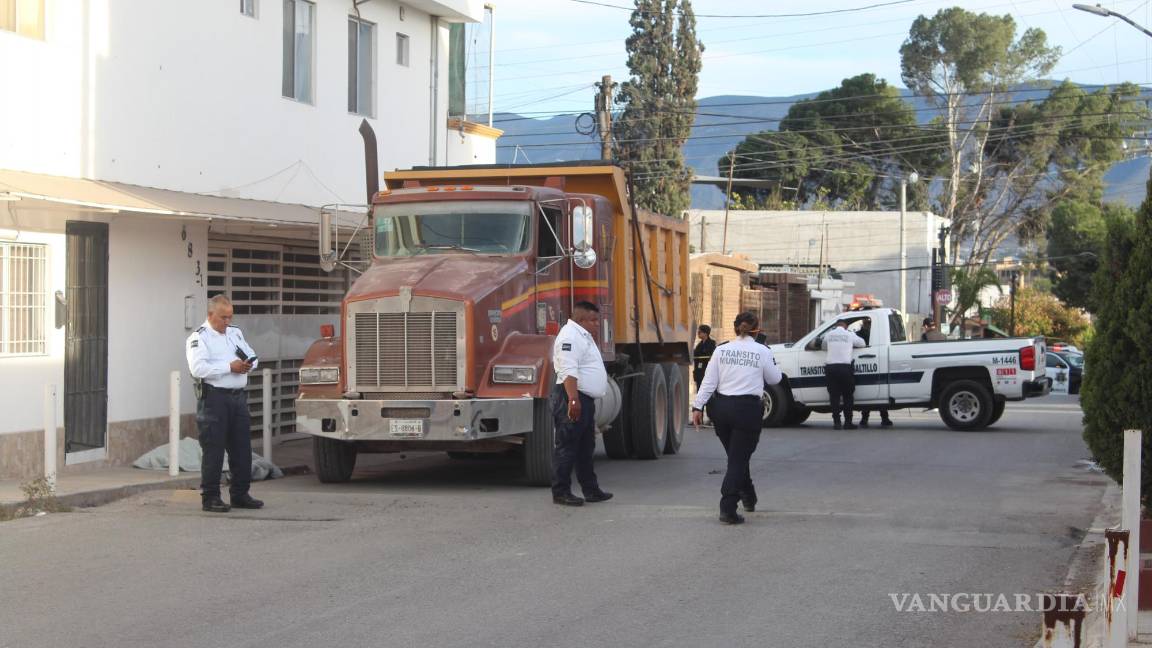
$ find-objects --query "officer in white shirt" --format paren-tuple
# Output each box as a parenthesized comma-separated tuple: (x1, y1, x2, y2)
(550, 301, 613, 507)
(691, 312, 782, 525)
(822, 319, 867, 430)
(186, 295, 264, 513)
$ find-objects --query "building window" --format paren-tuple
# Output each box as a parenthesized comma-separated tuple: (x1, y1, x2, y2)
(282, 0, 314, 103)
(348, 17, 375, 116)
(0, 0, 45, 39)
(240, 0, 257, 18)
(0, 242, 47, 356)
(396, 32, 410, 67)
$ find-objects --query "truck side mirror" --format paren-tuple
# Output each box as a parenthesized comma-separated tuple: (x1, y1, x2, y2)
(319, 209, 337, 272)
(571, 204, 596, 269)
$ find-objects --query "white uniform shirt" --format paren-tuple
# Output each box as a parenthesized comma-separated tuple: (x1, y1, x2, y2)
(553, 320, 608, 399)
(186, 321, 259, 389)
(822, 326, 866, 364)
(692, 336, 782, 409)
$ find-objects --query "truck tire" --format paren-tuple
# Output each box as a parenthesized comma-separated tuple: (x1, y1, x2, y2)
(314, 436, 357, 483)
(938, 380, 994, 431)
(662, 363, 687, 455)
(523, 397, 554, 486)
(630, 363, 668, 460)
(602, 378, 632, 459)
(762, 383, 789, 428)
(986, 400, 1006, 426)
(784, 404, 811, 426)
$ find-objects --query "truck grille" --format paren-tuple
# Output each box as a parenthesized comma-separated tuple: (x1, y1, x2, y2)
(353, 312, 460, 389)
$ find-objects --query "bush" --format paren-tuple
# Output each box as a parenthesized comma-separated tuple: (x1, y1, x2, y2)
(1081, 175, 1152, 505)
(987, 287, 1092, 347)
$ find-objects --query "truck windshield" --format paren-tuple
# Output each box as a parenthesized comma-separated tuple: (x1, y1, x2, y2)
(373, 200, 531, 257)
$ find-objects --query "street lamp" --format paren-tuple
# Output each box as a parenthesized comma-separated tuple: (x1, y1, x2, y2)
(899, 171, 919, 316)
(1073, 3, 1152, 38)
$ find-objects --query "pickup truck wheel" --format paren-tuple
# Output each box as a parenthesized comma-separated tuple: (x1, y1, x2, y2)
(313, 436, 357, 483)
(602, 379, 632, 459)
(939, 380, 994, 431)
(630, 363, 668, 460)
(523, 397, 554, 486)
(762, 383, 789, 428)
(662, 363, 687, 455)
(986, 401, 1006, 426)
(784, 405, 811, 426)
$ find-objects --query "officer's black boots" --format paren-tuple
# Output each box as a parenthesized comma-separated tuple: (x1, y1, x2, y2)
(584, 490, 613, 503)
(231, 494, 264, 509)
(553, 493, 585, 506)
(718, 512, 745, 525)
(202, 497, 231, 513)
(741, 496, 756, 512)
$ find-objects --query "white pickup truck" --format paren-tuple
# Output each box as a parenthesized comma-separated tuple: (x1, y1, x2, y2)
(762, 308, 1052, 431)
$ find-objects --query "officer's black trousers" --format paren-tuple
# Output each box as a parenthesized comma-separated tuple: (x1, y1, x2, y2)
(825, 363, 856, 423)
(197, 388, 253, 501)
(706, 394, 762, 515)
(551, 386, 601, 498)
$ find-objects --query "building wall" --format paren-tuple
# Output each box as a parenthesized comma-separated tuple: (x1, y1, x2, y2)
(690, 209, 947, 316)
(0, 0, 469, 206)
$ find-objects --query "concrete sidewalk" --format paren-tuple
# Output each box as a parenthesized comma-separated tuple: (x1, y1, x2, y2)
(0, 437, 316, 511)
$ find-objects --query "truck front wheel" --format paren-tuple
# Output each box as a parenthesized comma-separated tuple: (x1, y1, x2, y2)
(314, 436, 357, 483)
(523, 397, 554, 486)
(762, 383, 789, 428)
(938, 380, 994, 431)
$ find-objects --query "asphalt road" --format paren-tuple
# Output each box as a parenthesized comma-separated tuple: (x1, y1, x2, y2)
(0, 394, 1108, 648)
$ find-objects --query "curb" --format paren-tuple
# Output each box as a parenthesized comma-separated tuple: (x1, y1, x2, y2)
(0, 464, 311, 518)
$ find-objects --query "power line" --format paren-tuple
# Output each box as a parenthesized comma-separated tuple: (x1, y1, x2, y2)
(566, 0, 916, 19)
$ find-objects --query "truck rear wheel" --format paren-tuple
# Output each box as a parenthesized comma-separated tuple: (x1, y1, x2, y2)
(313, 436, 357, 483)
(602, 378, 632, 459)
(523, 397, 554, 486)
(762, 383, 789, 428)
(986, 400, 1006, 426)
(939, 380, 994, 431)
(662, 363, 687, 455)
(630, 363, 668, 460)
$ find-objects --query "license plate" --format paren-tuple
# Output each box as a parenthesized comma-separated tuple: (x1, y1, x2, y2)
(389, 419, 424, 438)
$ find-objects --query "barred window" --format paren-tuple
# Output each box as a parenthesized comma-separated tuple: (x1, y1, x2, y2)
(0, 242, 47, 356)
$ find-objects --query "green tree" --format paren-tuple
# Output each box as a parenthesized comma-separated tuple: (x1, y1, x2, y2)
(718, 73, 942, 210)
(987, 286, 1090, 345)
(948, 265, 1002, 329)
(1047, 200, 1135, 311)
(614, 0, 703, 217)
(1080, 172, 1152, 500)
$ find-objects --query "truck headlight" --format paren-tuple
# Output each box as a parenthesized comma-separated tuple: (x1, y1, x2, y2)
(300, 367, 340, 384)
(492, 365, 536, 383)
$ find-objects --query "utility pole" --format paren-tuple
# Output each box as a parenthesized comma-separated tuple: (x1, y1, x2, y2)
(1009, 270, 1019, 336)
(699, 215, 706, 253)
(721, 152, 735, 254)
(594, 75, 614, 161)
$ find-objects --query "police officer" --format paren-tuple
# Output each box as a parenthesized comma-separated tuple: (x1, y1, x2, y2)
(186, 295, 264, 513)
(691, 312, 782, 525)
(823, 319, 866, 430)
(692, 324, 716, 391)
(550, 301, 613, 507)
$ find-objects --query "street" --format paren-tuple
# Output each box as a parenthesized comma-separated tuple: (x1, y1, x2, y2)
(0, 395, 1107, 648)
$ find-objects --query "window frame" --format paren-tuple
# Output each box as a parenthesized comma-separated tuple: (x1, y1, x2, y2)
(347, 16, 376, 117)
(0, 241, 48, 357)
(0, 0, 46, 40)
(240, 0, 257, 18)
(282, 0, 316, 104)
(396, 32, 410, 67)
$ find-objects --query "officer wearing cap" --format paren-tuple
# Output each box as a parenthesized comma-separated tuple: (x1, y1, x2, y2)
(550, 300, 613, 507)
(186, 295, 264, 513)
(823, 319, 866, 430)
(691, 311, 782, 525)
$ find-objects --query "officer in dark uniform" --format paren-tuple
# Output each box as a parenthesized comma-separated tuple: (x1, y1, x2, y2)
(691, 312, 782, 525)
(692, 324, 716, 391)
(186, 295, 264, 513)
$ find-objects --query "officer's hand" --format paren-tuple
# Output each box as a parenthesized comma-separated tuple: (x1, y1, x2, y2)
(691, 409, 703, 426)
(229, 359, 252, 374)
(567, 398, 581, 422)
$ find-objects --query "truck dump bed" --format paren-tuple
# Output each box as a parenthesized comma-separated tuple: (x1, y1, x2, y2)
(383, 163, 691, 347)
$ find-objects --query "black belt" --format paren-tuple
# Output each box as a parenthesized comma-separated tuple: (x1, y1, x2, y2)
(204, 384, 245, 395)
(715, 393, 760, 401)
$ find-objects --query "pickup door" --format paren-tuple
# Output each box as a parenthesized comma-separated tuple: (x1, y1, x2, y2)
(790, 312, 893, 406)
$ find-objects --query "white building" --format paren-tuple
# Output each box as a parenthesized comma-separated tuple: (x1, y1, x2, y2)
(689, 209, 949, 320)
(0, 0, 493, 480)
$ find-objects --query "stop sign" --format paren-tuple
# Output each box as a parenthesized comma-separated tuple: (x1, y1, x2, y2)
(935, 289, 953, 304)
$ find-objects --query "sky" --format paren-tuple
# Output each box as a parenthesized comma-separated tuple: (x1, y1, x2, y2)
(460, 0, 1152, 119)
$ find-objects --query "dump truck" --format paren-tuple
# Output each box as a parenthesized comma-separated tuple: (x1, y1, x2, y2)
(296, 162, 691, 485)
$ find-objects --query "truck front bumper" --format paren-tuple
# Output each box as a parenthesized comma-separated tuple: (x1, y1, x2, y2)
(1023, 377, 1052, 398)
(297, 397, 535, 442)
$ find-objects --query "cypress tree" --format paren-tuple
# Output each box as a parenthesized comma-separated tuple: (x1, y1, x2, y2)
(614, 0, 703, 217)
(1081, 170, 1152, 503)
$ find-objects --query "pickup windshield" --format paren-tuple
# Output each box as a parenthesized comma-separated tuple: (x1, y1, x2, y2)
(373, 200, 531, 257)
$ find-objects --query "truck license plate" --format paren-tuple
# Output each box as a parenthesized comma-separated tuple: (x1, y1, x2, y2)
(389, 419, 424, 438)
